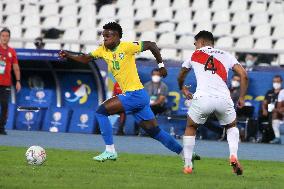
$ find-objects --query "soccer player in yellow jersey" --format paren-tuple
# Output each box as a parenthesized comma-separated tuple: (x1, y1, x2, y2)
(59, 22, 196, 163)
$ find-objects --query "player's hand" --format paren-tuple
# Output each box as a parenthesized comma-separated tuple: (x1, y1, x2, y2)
(59, 50, 69, 59)
(237, 97, 245, 108)
(159, 67, 167, 78)
(181, 85, 193, 100)
(16, 81, 21, 93)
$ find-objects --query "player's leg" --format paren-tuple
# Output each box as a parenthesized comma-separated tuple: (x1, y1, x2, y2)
(216, 97, 243, 175)
(183, 116, 199, 174)
(93, 96, 124, 161)
(0, 88, 9, 135)
(183, 94, 212, 174)
(270, 110, 282, 144)
(224, 121, 243, 175)
(138, 118, 183, 154)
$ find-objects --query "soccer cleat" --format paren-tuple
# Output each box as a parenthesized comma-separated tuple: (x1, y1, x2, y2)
(93, 151, 118, 162)
(183, 166, 193, 174)
(269, 138, 281, 144)
(230, 155, 243, 175)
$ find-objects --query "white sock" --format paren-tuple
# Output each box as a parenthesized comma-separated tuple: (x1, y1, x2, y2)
(272, 120, 281, 138)
(106, 144, 116, 153)
(227, 127, 239, 159)
(183, 136, 195, 167)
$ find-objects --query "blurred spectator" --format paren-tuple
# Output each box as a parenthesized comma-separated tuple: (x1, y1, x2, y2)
(244, 54, 257, 71)
(270, 76, 283, 144)
(0, 27, 21, 135)
(144, 68, 168, 115)
(113, 82, 126, 135)
(230, 74, 241, 105)
(259, 75, 283, 143)
(34, 37, 45, 49)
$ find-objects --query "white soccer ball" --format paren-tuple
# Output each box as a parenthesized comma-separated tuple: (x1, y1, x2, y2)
(25, 146, 47, 165)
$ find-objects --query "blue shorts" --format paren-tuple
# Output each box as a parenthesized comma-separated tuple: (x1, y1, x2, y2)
(118, 88, 155, 123)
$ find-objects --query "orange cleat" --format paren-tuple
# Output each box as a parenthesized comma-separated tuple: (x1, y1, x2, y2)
(183, 166, 193, 174)
(230, 155, 243, 175)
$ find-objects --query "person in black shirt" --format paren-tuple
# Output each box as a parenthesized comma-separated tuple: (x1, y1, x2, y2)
(260, 75, 283, 143)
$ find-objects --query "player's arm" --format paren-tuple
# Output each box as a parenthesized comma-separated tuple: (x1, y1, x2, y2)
(178, 67, 192, 99)
(261, 98, 269, 116)
(12, 63, 21, 92)
(59, 50, 93, 64)
(232, 64, 248, 108)
(143, 41, 167, 78)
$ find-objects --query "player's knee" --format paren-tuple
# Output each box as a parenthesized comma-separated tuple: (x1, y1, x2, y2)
(96, 105, 110, 116)
(143, 126, 161, 138)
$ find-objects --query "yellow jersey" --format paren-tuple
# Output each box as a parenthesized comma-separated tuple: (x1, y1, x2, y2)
(90, 41, 144, 93)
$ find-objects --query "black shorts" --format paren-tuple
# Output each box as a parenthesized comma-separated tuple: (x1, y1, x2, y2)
(0, 86, 11, 104)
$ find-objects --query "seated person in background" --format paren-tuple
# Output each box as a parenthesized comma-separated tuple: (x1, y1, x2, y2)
(113, 82, 126, 135)
(144, 68, 168, 115)
(270, 76, 284, 144)
(244, 54, 257, 71)
(260, 75, 283, 144)
(34, 37, 45, 49)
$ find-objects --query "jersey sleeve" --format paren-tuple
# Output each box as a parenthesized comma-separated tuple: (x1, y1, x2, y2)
(89, 46, 103, 59)
(125, 41, 144, 54)
(228, 54, 240, 69)
(11, 49, 18, 64)
(182, 58, 192, 69)
(278, 89, 284, 102)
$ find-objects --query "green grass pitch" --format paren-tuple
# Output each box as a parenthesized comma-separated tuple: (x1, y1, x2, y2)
(0, 146, 283, 189)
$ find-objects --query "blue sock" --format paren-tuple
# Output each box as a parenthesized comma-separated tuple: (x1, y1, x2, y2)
(145, 126, 183, 154)
(95, 106, 113, 145)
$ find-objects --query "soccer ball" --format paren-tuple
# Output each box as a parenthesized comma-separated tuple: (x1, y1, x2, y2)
(25, 146, 47, 165)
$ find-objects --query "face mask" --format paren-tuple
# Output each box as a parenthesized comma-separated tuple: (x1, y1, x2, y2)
(152, 75, 161, 83)
(231, 80, 240, 88)
(273, 82, 281, 90)
(246, 60, 254, 67)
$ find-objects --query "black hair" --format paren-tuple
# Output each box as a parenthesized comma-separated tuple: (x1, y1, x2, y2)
(194, 30, 214, 45)
(151, 68, 160, 74)
(103, 22, 123, 39)
(0, 27, 10, 36)
(274, 75, 283, 81)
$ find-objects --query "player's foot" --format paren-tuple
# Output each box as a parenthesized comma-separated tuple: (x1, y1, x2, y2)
(183, 166, 193, 174)
(269, 138, 281, 144)
(93, 151, 118, 162)
(230, 155, 243, 175)
(192, 152, 201, 161)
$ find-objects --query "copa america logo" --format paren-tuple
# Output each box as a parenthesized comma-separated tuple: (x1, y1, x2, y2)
(77, 114, 89, 129)
(36, 91, 45, 99)
(53, 112, 62, 122)
(25, 112, 34, 121)
(80, 114, 89, 124)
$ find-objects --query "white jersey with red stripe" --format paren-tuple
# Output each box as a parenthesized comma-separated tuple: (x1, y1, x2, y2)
(182, 46, 240, 98)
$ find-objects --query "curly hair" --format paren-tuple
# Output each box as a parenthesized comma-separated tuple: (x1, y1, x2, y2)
(103, 22, 123, 39)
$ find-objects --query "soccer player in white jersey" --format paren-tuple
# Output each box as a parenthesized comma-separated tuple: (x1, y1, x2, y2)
(178, 31, 248, 175)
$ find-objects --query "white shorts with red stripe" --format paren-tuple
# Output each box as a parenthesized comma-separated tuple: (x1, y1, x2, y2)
(187, 93, 236, 125)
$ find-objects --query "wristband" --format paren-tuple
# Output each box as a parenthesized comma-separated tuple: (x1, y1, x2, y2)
(16, 80, 20, 82)
(158, 62, 164, 68)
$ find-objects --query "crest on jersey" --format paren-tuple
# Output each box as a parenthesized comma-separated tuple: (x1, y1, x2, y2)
(119, 53, 124, 60)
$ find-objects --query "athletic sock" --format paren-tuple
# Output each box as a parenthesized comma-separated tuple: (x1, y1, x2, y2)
(183, 136, 195, 167)
(95, 112, 114, 146)
(272, 119, 281, 138)
(106, 144, 116, 153)
(153, 129, 183, 154)
(227, 127, 239, 158)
